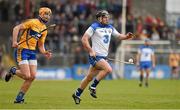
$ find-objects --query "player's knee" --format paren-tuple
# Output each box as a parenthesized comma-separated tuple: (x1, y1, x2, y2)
(86, 76, 93, 82)
(106, 67, 112, 73)
(24, 74, 31, 80)
(24, 73, 36, 81)
(29, 75, 36, 81)
(29, 73, 36, 81)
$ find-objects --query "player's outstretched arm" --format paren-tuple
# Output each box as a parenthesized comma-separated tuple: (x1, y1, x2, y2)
(118, 32, 135, 40)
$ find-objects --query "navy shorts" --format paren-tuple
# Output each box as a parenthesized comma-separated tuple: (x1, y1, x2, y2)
(88, 55, 107, 67)
(140, 61, 152, 70)
(14, 48, 37, 64)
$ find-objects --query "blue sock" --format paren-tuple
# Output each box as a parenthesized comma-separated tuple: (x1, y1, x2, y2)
(91, 78, 99, 88)
(10, 67, 16, 75)
(15, 91, 25, 101)
(75, 88, 83, 97)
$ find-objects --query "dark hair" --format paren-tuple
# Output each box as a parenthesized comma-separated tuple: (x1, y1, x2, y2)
(96, 10, 109, 19)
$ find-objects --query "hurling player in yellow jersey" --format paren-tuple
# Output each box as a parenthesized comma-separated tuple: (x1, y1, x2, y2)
(5, 7, 52, 103)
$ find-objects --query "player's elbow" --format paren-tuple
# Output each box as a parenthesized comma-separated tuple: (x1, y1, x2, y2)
(81, 37, 87, 46)
(81, 36, 85, 42)
(13, 26, 18, 32)
(13, 25, 21, 33)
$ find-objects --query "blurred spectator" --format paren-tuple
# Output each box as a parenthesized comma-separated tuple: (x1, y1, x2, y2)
(144, 14, 153, 35)
(58, 24, 67, 54)
(74, 46, 86, 64)
(151, 27, 160, 41)
(108, 0, 122, 17)
(139, 29, 148, 40)
(126, 14, 134, 33)
(14, 1, 24, 24)
(77, 0, 87, 15)
(169, 50, 180, 79)
(78, 13, 87, 35)
(135, 16, 143, 39)
(98, 0, 108, 9)
(0, 1, 9, 21)
(40, 0, 50, 7)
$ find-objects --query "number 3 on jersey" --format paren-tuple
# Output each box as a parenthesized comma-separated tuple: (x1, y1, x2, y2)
(103, 35, 109, 44)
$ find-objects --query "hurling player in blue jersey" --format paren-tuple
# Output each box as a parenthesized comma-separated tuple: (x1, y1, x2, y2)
(72, 10, 134, 104)
(136, 38, 155, 87)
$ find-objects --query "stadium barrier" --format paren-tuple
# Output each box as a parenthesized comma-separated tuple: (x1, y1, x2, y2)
(123, 65, 171, 79)
(36, 64, 112, 80)
(36, 68, 72, 80)
(36, 64, 170, 80)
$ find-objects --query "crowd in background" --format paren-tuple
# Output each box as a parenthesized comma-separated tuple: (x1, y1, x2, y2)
(0, 0, 179, 54)
(0, 0, 179, 65)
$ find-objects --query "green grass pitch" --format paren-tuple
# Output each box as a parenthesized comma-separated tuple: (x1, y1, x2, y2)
(0, 78, 180, 109)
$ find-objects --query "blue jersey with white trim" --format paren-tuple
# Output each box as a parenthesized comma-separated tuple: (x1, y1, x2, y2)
(138, 45, 154, 62)
(85, 22, 119, 56)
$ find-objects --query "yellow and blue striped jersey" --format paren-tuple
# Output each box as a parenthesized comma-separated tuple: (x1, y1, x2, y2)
(18, 19, 47, 50)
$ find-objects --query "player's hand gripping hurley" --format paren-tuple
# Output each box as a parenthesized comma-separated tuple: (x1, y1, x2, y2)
(126, 32, 136, 39)
(18, 24, 56, 45)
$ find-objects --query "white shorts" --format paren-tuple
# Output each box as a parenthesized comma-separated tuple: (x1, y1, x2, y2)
(18, 60, 37, 65)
